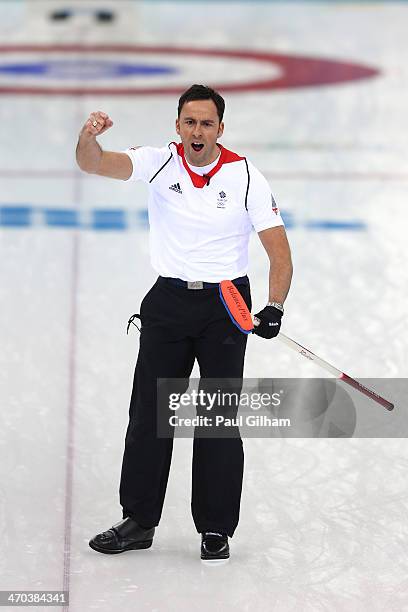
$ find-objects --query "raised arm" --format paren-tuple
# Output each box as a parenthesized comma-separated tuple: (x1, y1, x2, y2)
(76, 111, 133, 180)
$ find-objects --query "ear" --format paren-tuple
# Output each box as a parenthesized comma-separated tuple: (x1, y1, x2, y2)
(175, 118, 180, 135)
(217, 121, 224, 138)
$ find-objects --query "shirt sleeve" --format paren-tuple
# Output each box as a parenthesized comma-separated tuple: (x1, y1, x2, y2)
(245, 160, 284, 232)
(122, 145, 171, 184)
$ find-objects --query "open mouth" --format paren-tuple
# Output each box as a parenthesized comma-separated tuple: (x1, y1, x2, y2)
(191, 143, 204, 152)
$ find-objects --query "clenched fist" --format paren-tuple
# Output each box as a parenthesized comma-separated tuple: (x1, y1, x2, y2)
(81, 111, 114, 138)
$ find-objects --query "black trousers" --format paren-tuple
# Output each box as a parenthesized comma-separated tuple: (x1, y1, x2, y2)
(119, 276, 251, 537)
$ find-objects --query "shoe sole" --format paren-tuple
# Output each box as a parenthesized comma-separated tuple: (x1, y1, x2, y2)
(201, 552, 230, 561)
(201, 556, 230, 564)
(89, 539, 153, 554)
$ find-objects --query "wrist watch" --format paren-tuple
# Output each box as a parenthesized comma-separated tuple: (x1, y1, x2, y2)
(267, 301, 284, 314)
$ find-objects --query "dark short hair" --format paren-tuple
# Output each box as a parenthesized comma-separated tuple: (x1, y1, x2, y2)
(178, 84, 225, 123)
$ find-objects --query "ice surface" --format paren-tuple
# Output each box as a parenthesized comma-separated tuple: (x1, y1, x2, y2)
(0, 1, 407, 610)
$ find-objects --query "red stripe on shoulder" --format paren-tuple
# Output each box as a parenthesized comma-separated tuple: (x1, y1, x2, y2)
(220, 146, 245, 163)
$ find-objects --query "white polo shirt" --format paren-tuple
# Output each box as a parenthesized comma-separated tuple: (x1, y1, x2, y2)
(124, 142, 284, 282)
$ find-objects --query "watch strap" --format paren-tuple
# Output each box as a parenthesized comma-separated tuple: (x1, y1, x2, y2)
(266, 301, 284, 313)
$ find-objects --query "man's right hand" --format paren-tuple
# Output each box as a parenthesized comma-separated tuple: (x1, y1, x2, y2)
(80, 111, 114, 139)
(76, 111, 133, 180)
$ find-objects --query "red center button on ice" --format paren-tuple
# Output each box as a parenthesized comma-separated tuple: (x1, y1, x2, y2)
(219, 280, 254, 335)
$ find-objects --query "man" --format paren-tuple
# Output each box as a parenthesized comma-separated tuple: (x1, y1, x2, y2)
(76, 84, 292, 561)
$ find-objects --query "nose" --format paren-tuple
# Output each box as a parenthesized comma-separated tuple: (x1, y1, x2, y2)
(193, 123, 202, 139)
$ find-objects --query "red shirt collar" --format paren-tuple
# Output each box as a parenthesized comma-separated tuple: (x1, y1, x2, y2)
(173, 142, 243, 188)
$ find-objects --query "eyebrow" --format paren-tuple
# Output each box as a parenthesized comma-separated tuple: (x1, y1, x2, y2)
(183, 117, 215, 124)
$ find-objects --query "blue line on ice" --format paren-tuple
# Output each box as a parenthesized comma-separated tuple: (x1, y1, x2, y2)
(0, 206, 366, 232)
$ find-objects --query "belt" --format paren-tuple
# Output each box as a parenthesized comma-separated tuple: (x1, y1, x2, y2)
(160, 275, 249, 290)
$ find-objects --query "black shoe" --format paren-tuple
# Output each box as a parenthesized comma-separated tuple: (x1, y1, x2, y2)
(89, 517, 155, 554)
(201, 531, 230, 561)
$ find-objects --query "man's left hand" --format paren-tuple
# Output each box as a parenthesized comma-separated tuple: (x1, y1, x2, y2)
(253, 306, 282, 339)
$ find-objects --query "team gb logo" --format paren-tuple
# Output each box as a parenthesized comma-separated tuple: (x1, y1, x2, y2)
(217, 191, 227, 209)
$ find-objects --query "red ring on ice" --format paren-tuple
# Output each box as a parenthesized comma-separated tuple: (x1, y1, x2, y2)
(0, 44, 380, 95)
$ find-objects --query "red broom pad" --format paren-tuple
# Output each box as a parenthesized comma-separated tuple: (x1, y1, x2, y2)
(219, 280, 254, 334)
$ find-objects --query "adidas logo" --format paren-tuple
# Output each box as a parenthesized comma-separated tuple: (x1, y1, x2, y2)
(169, 183, 182, 194)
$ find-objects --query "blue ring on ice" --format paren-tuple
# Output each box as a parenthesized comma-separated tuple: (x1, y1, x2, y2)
(0, 60, 178, 80)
